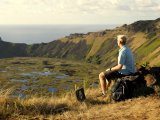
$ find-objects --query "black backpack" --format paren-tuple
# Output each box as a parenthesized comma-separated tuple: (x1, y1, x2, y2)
(111, 79, 133, 101)
(75, 88, 86, 102)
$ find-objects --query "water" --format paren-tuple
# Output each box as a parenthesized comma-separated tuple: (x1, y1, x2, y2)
(56, 74, 69, 79)
(48, 87, 58, 93)
(10, 79, 28, 83)
(21, 85, 28, 91)
(0, 24, 118, 44)
(8, 70, 92, 97)
(20, 71, 56, 77)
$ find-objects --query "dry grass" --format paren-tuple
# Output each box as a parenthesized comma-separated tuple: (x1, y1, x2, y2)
(129, 32, 147, 51)
(0, 87, 160, 120)
(86, 37, 106, 59)
(145, 47, 160, 66)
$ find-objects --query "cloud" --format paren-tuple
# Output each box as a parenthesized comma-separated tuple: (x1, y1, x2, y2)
(31, 0, 112, 14)
(0, 0, 11, 6)
(135, 0, 155, 7)
(132, 0, 160, 12)
(1, 0, 159, 15)
(0, 0, 159, 24)
(99, 0, 160, 12)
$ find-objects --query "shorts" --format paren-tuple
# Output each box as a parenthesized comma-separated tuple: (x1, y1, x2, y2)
(105, 71, 126, 81)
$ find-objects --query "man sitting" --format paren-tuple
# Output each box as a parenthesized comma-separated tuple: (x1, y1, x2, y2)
(99, 35, 136, 96)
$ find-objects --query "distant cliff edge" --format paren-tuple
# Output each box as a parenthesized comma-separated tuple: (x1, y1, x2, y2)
(0, 18, 160, 66)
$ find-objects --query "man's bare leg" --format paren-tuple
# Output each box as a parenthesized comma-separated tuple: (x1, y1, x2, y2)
(99, 72, 111, 95)
(99, 72, 107, 95)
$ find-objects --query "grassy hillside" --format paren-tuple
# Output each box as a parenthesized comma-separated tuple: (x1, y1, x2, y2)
(0, 56, 159, 120)
(0, 88, 160, 120)
(135, 34, 160, 65)
(0, 57, 159, 119)
(23, 17, 160, 66)
(0, 18, 159, 66)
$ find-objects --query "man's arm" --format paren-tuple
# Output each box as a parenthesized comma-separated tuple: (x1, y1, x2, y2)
(106, 49, 126, 72)
(110, 64, 123, 72)
(109, 49, 126, 72)
(106, 64, 123, 72)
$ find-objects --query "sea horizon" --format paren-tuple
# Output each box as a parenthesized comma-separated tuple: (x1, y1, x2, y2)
(0, 24, 120, 44)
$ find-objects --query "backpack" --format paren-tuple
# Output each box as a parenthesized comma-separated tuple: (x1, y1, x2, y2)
(111, 79, 133, 101)
(75, 88, 86, 102)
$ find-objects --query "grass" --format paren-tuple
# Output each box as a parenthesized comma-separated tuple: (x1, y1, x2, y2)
(0, 57, 160, 119)
(128, 32, 147, 51)
(136, 37, 160, 58)
(135, 36, 160, 66)
(0, 86, 160, 120)
(0, 57, 102, 97)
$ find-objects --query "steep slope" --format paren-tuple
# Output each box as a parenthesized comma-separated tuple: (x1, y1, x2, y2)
(35, 17, 159, 66)
(27, 39, 89, 59)
(0, 38, 28, 58)
(0, 18, 159, 66)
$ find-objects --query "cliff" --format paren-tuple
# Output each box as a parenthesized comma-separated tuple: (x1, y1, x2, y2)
(0, 18, 159, 66)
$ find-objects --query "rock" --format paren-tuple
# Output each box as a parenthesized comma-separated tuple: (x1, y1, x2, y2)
(144, 74, 157, 87)
(153, 85, 160, 96)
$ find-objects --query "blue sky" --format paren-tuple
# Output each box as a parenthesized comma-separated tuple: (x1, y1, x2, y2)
(0, 0, 160, 25)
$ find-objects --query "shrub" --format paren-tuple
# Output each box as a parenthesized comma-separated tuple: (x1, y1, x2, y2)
(86, 55, 101, 64)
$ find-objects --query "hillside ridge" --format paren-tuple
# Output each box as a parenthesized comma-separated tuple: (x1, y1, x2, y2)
(0, 18, 159, 66)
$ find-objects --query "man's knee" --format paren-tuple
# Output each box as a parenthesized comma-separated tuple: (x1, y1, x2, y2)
(99, 72, 105, 79)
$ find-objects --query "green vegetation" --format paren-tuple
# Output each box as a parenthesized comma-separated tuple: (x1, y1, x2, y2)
(86, 55, 101, 64)
(136, 37, 160, 58)
(0, 57, 102, 97)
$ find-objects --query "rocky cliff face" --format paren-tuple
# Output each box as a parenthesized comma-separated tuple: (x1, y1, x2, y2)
(27, 40, 89, 59)
(0, 18, 159, 66)
(0, 39, 28, 58)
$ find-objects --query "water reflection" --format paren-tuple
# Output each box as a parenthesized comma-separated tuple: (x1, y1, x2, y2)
(56, 74, 69, 79)
(21, 85, 28, 91)
(8, 70, 83, 97)
(18, 93, 27, 99)
(20, 71, 55, 77)
(64, 86, 70, 91)
(10, 79, 28, 83)
(48, 87, 58, 93)
(66, 79, 82, 83)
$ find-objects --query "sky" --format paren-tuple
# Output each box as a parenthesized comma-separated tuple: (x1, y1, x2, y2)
(0, 0, 160, 25)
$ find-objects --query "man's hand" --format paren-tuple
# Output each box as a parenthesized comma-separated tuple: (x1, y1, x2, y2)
(106, 68, 111, 72)
(104, 68, 112, 75)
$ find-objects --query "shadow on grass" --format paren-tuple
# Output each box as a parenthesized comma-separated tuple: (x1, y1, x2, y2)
(85, 98, 107, 105)
(0, 99, 71, 118)
(24, 103, 70, 115)
(41, 104, 70, 115)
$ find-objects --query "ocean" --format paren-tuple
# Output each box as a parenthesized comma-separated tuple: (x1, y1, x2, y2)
(0, 24, 118, 44)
